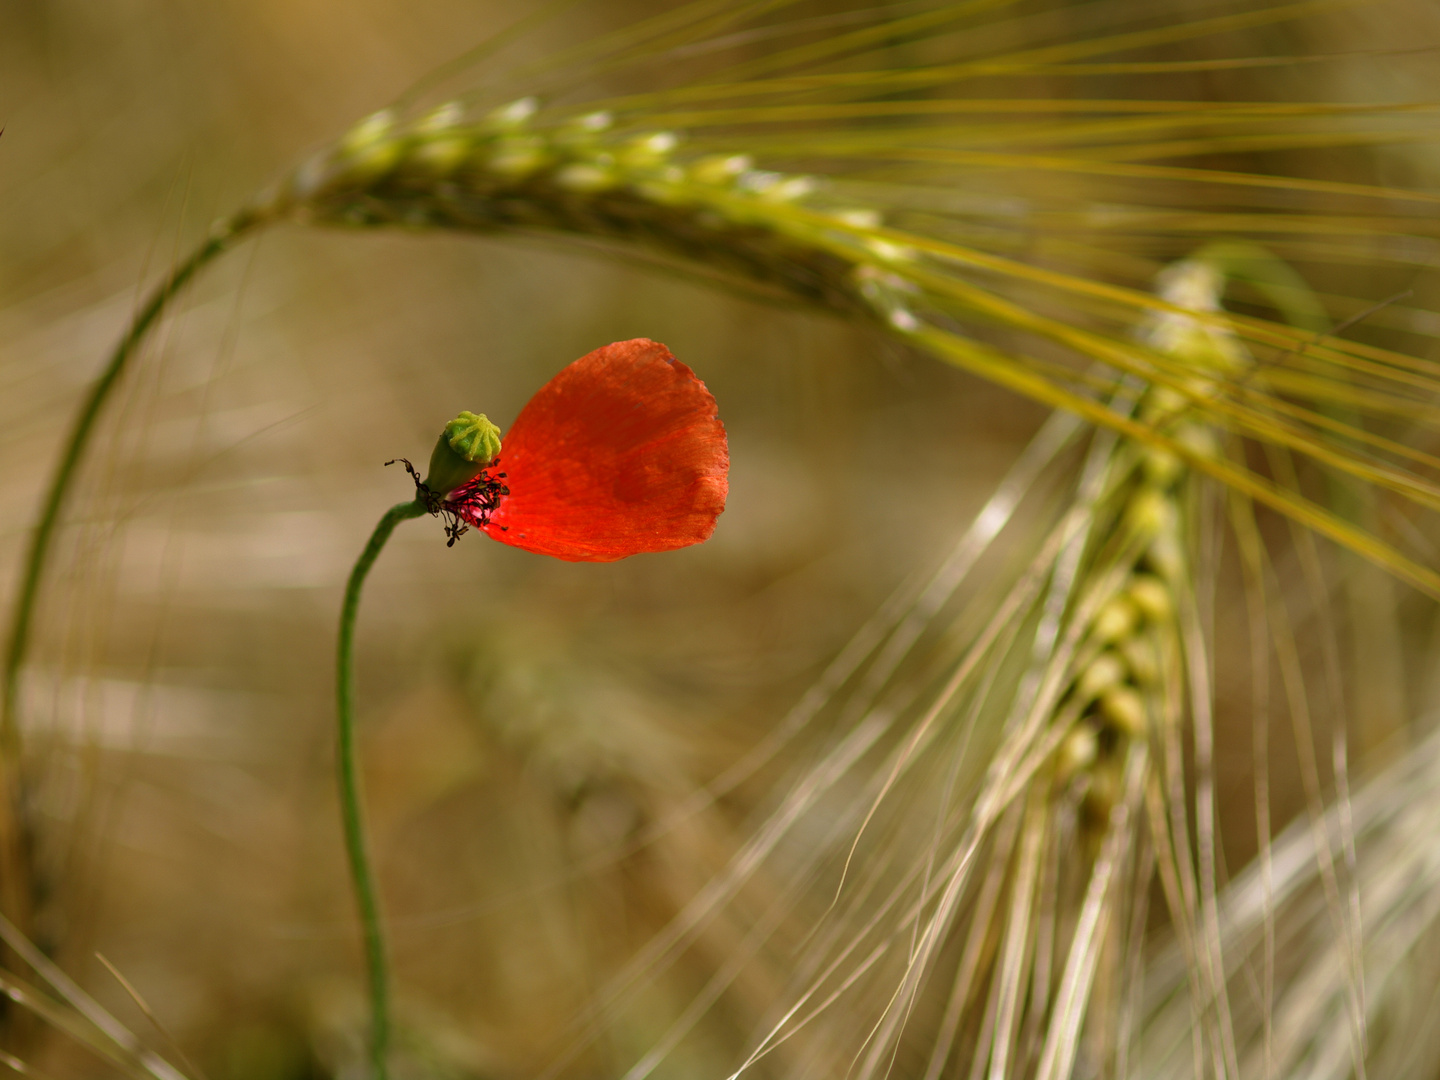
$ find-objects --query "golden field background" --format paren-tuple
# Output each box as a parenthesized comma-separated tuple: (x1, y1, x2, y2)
(3, 2, 1440, 1078)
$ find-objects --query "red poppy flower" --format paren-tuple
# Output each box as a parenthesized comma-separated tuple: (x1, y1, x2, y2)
(443, 339, 728, 562)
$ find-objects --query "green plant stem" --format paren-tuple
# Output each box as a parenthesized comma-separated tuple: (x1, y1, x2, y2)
(0, 208, 266, 954)
(1, 209, 265, 752)
(337, 498, 426, 1080)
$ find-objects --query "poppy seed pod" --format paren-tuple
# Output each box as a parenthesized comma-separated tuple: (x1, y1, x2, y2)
(424, 411, 503, 497)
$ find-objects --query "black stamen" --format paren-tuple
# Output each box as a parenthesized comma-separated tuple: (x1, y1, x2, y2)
(388, 456, 508, 547)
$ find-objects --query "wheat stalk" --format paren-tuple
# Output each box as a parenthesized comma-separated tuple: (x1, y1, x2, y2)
(622, 256, 1262, 1080)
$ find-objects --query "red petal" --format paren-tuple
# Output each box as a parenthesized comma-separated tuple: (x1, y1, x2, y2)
(480, 339, 729, 562)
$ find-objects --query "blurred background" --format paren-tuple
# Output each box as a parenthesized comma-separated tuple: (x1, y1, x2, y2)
(2, 1, 1439, 1078)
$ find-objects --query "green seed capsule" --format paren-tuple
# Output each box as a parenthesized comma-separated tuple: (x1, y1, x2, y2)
(1126, 488, 1175, 540)
(487, 97, 538, 129)
(1120, 636, 1161, 686)
(1100, 685, 1147, 737)
(1083, 764, 1121, 828)
(833, 209, 881, 229)
(1173, 421, 1219, 462)
(488, 136, 550, 179)
(689, 154, 751, 185)
(555, 162, 617, 192)
(1076, 652, 1126, 702)
(416, 102, 464, 134)
(1141, 446, 1184, 488)
(1126, 574, 1172, 624)
(1055, 724, 1099, 784)
(1092, 595, 1139, 644)
(410, 137, 473, 177)
(618, 131, 679, 168)
(425, 412, 502, 496)
(1145, 386, 1188, 417)
(1146, 532, 1185, 583)
(338, 110, 404, 182)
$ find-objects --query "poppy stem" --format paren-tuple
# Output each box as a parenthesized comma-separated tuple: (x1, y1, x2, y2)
(336, 497, 427, 1080)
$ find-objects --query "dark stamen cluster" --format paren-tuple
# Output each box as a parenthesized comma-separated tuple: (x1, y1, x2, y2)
(386, 458, 510, 547)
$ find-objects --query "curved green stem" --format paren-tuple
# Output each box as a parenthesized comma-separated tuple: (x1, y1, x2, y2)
(337, 498, 426, 1080)
(2, 208, 266, 752)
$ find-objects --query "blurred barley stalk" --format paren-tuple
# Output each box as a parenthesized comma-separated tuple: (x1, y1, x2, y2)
(2, 0, 1440, 1077)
